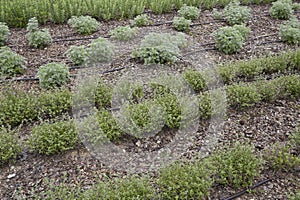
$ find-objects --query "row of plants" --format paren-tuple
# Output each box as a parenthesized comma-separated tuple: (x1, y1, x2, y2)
(1, 72, 299, 160)
(1, 48, 299, 127)
(19, 130, 300, 199)
(0, 0, 279, 27)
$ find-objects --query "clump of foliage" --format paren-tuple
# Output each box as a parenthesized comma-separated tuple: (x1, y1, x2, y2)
(178, 4, 200, 20)
(95, 81, 112, 108)
(279, 17, 300, 45)
(270, 0, 294, 20)
(67, 16, 100, 35)
(29, 119, 78, 155)
(37, 62, 70, 89)
(197, 92, 213, 120)
(212, 8, 223, 20)
(0, 22, 10, 46)
(65, 45, 87, 66)
(0, 46, 25, 77)
(289, 126, 300, 153)
(26, 17, 52, 49)
(278, 74, 300, 99)
(264, 142, 300, 171)
(183, 69, 207, 93)
(223, 1, 251, 25)
(110, 25, 138, 41)
(157, 159, 215, 199)
(226, 82, 261, 108)
(213, 142, 263, 188)
(97, 110, 123, 141)
(172, 17, 191, 32)
(289, 191, 300, 200)
(132, 32, 187, 64)
(0, 127, 21, 165)
(130, 14, 152, 27)
(85, 37, 115, 65)
(214, 24, 250, 54)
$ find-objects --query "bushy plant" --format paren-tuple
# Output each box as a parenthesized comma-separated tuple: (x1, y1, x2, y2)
(97, 110, 123, 141)
(178, 4, 200, 20)
(197, 92, 212, 120)
(289, 127, 300, 153)
(256, 80, 279, 102)
(279, 75, 300, 99)
(65, 45, 87, 66)
(183, 69, 207, 93)
(214, 25, 249, 54)
(0, 127, 21, 165)
(110, 25, 138, 41)
(95, 81, 112, 108)
(0, 22, 10, 46)
(26, 17, 52, 49)
(264, 142, 300, 171)
(212, 8, 223, 20)
(223, 1, 251, 25)
(29, 119, 78, 155)
(226, 82, 261, 108)
(157, 159, 215, 199)
(0, 46, 25, 77)
(213, 142, 263, 188)
(132, 32, 187, 64)
(270, 0, 293, 20)
(67, 16, 100, 35)
(279, 17, 300, 45)
(85, 37, 115, 65)
(172, 17, 191, 32)
(37, 62, 70, 89)
(289, 191, 300, 200)
(130, 14, 152, 27)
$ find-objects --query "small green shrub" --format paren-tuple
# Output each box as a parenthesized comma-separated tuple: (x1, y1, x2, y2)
(212, 8, 223, 20)
(270, 0, 293, 20)
(278, 75, 300, 99)
(289, 127, 300, 153)
(94, 176, 155, 199)
(172, 17, 191, 32)
(27, 29, 52, 49)
(223, 1, 251, 25)
(37, 62, 70, 89)
(85, 37, 115, 65)
(264, 142, 300, 171)
(95, 81, 112, 108)
(197, 92, 212, 120)
(0, 22, 10, 46)
(132, 32, 187, 64)
(256, 80, 279, 102)
(289, 191, 300, 200)
(0, 127, 21, 165)
(157, 159, 215, 199)
(213, 142, 263, 188)
(183, 69, 207, 93)
(67, 16, 100, 35)
(112, 80, 144, 105)
(26, 17, 51, 49)
(130, 14, 152, 27)
(279, 17, 300, 45)
(214, 25, 248, 54)
(97, 110, 123, 141)
(0, 46, 25, 77)
(110, 25, 138, 41)
(178, 4, 200, 20)
(29, 119, 78, 155)
(226, 82, 261, 108)
(233, 24, 250, 39)
(65, 45, 87, 66)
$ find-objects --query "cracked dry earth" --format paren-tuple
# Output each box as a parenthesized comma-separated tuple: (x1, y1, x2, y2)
(0, 2, 300, 200)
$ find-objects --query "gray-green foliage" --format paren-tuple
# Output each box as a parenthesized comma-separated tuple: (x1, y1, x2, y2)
(37, 62, 70, 89)
(110, 25, 138, 41)
(264, 142, 300, 171)
(157, 159, 215, 199)
(0, 46, 25, 77)
(66, 45, 87, 65)
(289, 191, 300, 200)
(95, 81, 112, 108)
(29, 119, 78, 155)
(212, 8, 223, 20)
(0, 127, 21, 165)
(213, 142, 263, 188)
(67, 15, 99, 35)
(270, 0, 294, 20)
(214, 24, 250, 54)
(223, 1, 251, 25)
(26, 17, 52, 49)
(97, 110, 123, 141)
(183, 69, 207, 93)
(279, 17, 300, 45)
(0, 22, 10, 46)
(172, 16, 191, 32)
(178, 4, 200, 20)
(85, 37, 115, 65)
(132, 32, 187, 64)
(290, 127, 300, 153)
(130, 14, 152, 27)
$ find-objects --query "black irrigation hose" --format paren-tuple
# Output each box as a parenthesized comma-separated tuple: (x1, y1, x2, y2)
(220, 178, 271, 200)
(52, 35, 110, 43)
